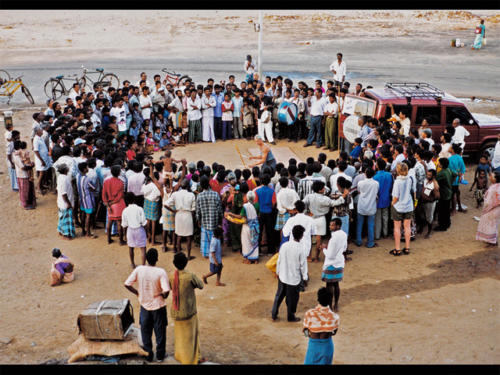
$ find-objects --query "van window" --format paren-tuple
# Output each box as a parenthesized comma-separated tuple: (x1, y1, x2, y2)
(416, 106, 441, 125)
(446, 106, 474, 125)
(384, 105, 411, 120)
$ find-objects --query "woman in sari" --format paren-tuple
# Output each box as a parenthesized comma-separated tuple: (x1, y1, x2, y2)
(50, 248, 75, 286)
(476, 172, 500, 246)
(472, 20, 486, 50)
(227, 190, 260, 264)
(169, 252, 206, 364)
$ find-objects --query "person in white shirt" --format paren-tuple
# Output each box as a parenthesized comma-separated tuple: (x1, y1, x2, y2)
(141, 166, 163, 245)
(491, 133, 500, 172)
(68, 83, 81, 103)
(139, 87, 153, 123)
(439, 133, 452, 159)
(244, 55, 256, 83)
(201, 87, 216, 142)
(271, 224, 309, 322)
(258, 103, 274, 144)
(388, 103, 411, 137)
(136, 72, 151, 88)
(282, 200, 316, 258)
(122, 192, 148, 269)
(127, 161, 146, 207)
(330, 160, 353, 194)
(329, 52, 346, 86)
(110, 96, 128, 135)
(187, 90, 203, 143)
(391, 145, 406, 172)
(356, 168, 379, 248)
(56, 163, 76, 239)
(291, 89, 306, 142)
(451, 118, 470, 150)
(324, 93, 339, 151)
(322, 218, 347, 312)
(275, 177, 300, 233)
(305, 89, 327, 148)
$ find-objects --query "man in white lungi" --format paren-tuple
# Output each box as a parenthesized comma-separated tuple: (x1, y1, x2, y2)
(166, 179, 196, 259)
(201, 87, 216, 142)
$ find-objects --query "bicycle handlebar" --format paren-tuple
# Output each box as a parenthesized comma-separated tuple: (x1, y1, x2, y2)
(162, 68, 176, 74)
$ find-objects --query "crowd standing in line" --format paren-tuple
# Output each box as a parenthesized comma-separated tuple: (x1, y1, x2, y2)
(4, 51, 499, 365)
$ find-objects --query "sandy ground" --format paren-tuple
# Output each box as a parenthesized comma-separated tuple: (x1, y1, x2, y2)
(0, 9, 500, 107)
(0, 108, 499, 365)
(0, 9, 499, 365)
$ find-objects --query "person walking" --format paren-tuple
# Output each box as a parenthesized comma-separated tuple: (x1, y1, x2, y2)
(472, 19, 486, 50)
(124, 248, 170, 363)
(271, 225, 308, 322)
(169, 252, 206, 364)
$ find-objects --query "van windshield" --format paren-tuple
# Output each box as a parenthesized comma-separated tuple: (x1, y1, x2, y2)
(343, 95, 376, 117)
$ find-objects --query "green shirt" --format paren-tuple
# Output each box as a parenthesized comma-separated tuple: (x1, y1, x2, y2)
(436, 168, 456, 201)
(169, 269, 204, 321)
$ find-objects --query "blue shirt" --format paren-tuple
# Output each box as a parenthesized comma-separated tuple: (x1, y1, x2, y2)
(209, 237, 222, 264)
(129, 126, 140, 141)
(448, 154, 466, 186)
(159, 138, 169, 148)
(212, 92, 224, 117)
(255, 185, 275, 214)
(350, 145, 362, 159)
(374, 170, 393, 208)
(232, 96, 243, 118)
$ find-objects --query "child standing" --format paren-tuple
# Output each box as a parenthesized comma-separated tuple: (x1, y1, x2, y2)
(181, 112, 189, 144)
(470, 169, 488, 208)
(242, 99, 254, 140)
(202, 227, 225, 286)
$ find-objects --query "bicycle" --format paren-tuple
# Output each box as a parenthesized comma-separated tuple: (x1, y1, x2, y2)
(44, 73, 85, 100)
(161, 68, 191, 87)
(78, 65, 120, 92)
(0, 73, 34, 105)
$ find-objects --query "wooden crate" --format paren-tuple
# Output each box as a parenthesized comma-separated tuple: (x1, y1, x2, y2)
(77, 299, 135, 341)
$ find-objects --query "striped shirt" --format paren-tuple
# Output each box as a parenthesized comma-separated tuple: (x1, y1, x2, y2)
(303, 304, 339, 333)
(77, 174, 96, 210)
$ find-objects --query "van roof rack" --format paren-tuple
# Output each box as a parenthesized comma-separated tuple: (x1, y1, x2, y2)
(384, 82, 445, 99)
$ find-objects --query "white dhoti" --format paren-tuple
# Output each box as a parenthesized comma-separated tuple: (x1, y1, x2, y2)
(175, 210, 194, 237)
(312, 216, 326, 236)
(258, 121, 274, 143)
(202, 115, 215, 142)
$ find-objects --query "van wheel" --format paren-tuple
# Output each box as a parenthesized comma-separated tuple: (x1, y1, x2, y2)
(480, 141, 496, 162)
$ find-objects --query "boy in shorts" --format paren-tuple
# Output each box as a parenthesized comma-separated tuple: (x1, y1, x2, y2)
(202, 227, 225, 286)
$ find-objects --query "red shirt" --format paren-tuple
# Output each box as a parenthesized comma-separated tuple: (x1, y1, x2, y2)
(126, 149, 136, 161)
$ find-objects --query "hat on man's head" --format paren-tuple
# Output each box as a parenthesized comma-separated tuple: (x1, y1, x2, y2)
(188, 162, 196, 170)
(227, 172, 236, 181)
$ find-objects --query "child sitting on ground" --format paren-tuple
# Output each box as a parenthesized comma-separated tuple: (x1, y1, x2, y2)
(145, 131, 158, 153)
(202, 227, 225, 286)
(159, 133, 170, 151)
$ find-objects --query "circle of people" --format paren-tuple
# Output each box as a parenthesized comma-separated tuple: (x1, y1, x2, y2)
(5, 52, 500, 365)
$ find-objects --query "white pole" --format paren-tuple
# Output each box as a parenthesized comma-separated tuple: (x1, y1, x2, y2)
(258, 10, 263, 80)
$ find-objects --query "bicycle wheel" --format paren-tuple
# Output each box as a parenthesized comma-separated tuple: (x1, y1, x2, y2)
(44, 79, 64, 100)
(21, 85, 35, 105)
(0, 69, 11, 85)
(99, 73, 120, 90)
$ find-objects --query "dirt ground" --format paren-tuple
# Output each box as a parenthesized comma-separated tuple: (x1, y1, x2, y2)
(0, 107, 499, 365)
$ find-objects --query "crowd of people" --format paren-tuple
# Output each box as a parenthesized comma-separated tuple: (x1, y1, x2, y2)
(4, 52, 500, 365)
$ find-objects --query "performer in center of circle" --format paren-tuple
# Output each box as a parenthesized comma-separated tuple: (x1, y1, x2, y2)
(248, 135, 277, 174)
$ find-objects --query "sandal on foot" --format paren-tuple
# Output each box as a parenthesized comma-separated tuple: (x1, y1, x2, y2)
(402, 248, 410, 255)
(389, 249, 402, 256)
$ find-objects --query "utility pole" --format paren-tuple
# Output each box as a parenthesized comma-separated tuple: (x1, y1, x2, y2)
(258, 10, 263, 79)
